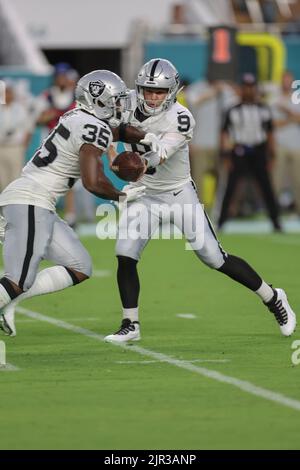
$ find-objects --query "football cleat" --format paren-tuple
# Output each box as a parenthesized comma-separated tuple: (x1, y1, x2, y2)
(104, 319, 141, 343)
(265, 288, 296, 336)
(0, 305, 16, 337)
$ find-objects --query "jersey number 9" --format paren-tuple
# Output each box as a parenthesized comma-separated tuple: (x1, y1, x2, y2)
(177, 114, 190, 133)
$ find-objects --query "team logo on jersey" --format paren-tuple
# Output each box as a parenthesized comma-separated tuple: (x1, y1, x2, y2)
(89, 80, 105, 98)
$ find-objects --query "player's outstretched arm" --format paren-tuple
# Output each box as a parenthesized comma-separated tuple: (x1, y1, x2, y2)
(79, 143, 125, 201)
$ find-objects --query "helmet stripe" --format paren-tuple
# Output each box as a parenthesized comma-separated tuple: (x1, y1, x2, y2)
(149, 59, 160, 81)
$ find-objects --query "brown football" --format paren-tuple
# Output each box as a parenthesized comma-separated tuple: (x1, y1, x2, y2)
(111, 151, 145, 182)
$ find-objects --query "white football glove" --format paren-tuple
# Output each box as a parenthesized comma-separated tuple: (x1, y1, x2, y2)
(116, 185, 146, 211)
(140, 133, 168, 160)
(0, 215, 6, 244)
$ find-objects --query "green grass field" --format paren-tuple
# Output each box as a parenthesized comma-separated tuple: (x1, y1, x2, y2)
(0, 233, 300, 450)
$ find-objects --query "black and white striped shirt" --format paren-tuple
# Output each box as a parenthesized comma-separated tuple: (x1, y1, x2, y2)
(223, 102, 273, 146)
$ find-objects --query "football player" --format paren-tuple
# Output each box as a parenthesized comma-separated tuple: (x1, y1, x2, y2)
(104, 58, 296, 343)
(0, 70, 148, 336)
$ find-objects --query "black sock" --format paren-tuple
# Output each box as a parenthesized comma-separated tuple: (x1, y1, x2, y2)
(0, 277, 20, 300)
(217, 254, 263, 291)
(117, 256, 140, 308)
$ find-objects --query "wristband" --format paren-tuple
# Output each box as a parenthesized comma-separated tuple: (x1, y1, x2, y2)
(119, 123, 127, 142)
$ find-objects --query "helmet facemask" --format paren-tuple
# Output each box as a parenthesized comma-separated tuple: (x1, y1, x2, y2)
(95, 93, 129, 127)
(136, 84, 177, 116)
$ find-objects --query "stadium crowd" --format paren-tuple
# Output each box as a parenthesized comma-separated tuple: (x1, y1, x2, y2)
(1, 64, 300, 229)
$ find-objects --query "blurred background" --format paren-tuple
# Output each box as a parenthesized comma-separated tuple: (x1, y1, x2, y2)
(1, 0, 300, 232)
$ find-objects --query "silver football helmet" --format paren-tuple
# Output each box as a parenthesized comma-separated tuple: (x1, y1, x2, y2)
(75, 70, 129, 126)
(135, 58, 180, 116)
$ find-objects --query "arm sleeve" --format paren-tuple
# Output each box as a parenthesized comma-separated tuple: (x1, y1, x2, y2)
(222, 109, 231, 132)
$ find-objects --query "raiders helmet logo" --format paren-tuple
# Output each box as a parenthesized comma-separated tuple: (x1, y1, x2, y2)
(89, 80, 105, 98)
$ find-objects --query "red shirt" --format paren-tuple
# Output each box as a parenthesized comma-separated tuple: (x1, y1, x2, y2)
(43, 89, 76, 130)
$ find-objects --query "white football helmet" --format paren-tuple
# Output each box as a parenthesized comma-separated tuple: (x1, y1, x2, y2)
(135, 58, 180, 116)
(75, 70, 129, 126)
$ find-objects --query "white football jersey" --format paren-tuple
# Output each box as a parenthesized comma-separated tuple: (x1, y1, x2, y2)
(123, 91, 195, 192)
(0, 108, 112, 212)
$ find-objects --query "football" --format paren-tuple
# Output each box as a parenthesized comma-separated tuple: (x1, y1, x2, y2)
(111, 151, 145, 182)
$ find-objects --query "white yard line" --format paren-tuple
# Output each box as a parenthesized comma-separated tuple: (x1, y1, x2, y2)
(93, 270, 111, 278)
(16, 306, 300, 412)
(176, 314, 197, 319)
(115, 359, 230, 364)
(16, 317, 99, 323)
(0, 363, 20, 371)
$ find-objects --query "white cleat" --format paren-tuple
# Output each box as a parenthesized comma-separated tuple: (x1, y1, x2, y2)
(0, 305, 16, 337)
(265, 288, 296, 337)
(104, 319, 141, 343)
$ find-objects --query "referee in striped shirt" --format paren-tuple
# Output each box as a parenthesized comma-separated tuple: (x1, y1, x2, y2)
(218, 74, 281, 231)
